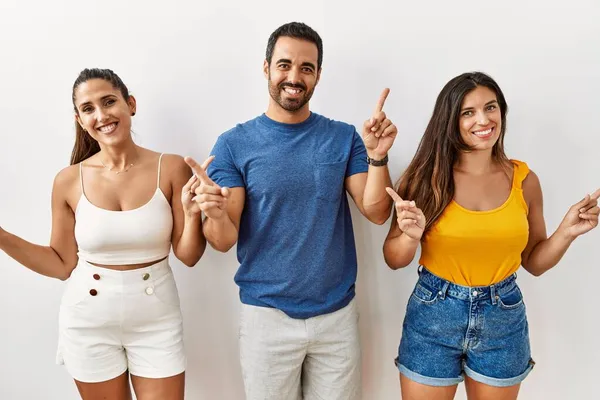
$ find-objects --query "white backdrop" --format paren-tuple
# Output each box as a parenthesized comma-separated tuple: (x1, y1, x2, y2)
(1, 0, 599, 399)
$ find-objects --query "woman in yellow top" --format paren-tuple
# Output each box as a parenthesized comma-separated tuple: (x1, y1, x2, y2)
(383, 71, 599, 400)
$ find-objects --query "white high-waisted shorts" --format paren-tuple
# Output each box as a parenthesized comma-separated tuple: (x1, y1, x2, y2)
(56, 259, 186, 383)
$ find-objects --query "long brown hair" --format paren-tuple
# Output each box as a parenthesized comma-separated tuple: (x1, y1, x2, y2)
(70, 68, 130, 165)
(396, 72, 509, 232)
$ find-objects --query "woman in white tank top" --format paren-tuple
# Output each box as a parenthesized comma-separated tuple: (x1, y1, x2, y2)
(0, 68, 210, 400)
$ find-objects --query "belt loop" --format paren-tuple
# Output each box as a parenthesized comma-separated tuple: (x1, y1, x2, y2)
(438, 281, 450, 300)
(490, 284, 497, 305)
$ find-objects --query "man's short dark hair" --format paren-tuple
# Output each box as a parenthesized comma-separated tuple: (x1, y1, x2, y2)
(265, 22, 323, 69)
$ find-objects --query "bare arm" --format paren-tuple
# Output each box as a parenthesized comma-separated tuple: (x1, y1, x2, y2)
(202, 187, 245, 252)
(345, 169, 393, 225)
(0, 167, 79, 280)
(382, 188, 425, 269)
(184, 156, 245, 253)
(346, 88, 398, 224)
(521, 171, 599, 276)
(169, 155, 206, 267)
(383, 220, 420, 269)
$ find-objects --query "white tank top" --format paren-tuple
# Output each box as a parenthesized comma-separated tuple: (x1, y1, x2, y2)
(74, 154, 173, 265)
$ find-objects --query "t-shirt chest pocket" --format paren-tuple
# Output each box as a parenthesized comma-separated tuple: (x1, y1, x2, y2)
(314, 160, 347, 202)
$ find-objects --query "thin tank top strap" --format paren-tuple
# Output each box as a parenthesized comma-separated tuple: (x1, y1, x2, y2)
(79, 162, 85, 194)
(511, 159, 530, 190)
(157, 153, 164, 189)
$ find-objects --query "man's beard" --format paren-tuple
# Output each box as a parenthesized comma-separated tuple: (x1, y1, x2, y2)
(268, 78, 314, 112)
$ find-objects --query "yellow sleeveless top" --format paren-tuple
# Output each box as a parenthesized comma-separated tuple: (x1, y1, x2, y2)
(419, 160, 530, 286)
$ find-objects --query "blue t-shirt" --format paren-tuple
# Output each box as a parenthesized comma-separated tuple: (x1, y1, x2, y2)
(208, 112, 368, 319)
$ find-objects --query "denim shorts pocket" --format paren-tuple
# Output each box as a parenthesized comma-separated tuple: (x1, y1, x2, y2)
(153, 272, 181, 308)
(498, 285, 524, 310)
(314, 161, 346, 202)
(411, 283, 439, 305)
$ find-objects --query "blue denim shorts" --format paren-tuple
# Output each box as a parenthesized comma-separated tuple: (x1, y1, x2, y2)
(395, 267, 535, 387)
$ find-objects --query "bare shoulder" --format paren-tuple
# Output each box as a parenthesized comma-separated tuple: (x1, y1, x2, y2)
(53, 164, 81, 209)
(161, 154, 189, 172)
(136, 148, 188, 174)
(160, 153, 192, 181)
(523, 168, 541, 190)
(522, 168, 542, 205)
(54, 164, 79, 191)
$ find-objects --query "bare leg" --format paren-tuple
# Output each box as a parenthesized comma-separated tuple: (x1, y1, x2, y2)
(464, 375, 520, 400)
(400, 373, 458, 400)
(75, 371, 132, 400)
(131, 372, 185, 400)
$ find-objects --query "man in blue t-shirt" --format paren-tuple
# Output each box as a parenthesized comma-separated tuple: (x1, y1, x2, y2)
(186, 22, 398, 400)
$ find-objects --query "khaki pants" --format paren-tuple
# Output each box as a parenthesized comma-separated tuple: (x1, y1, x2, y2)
(239, 299, 361, 400)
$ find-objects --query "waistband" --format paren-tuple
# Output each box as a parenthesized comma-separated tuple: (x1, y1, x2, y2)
(71, 258, 172, 291)
(417, 266, 518, 303)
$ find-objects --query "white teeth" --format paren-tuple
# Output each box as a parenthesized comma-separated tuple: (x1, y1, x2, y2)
(473, 128, 492, 136)
(98, 123, 117, 134)
(284, 88, 301, 94)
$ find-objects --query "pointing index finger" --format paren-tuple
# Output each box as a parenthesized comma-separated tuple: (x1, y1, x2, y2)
(200, 155, 215, 171)
(385, 187, 402, 202)
(374, 88, 390, 115)
(590, 188, 600, 201)
(184, 156, 214, 184)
